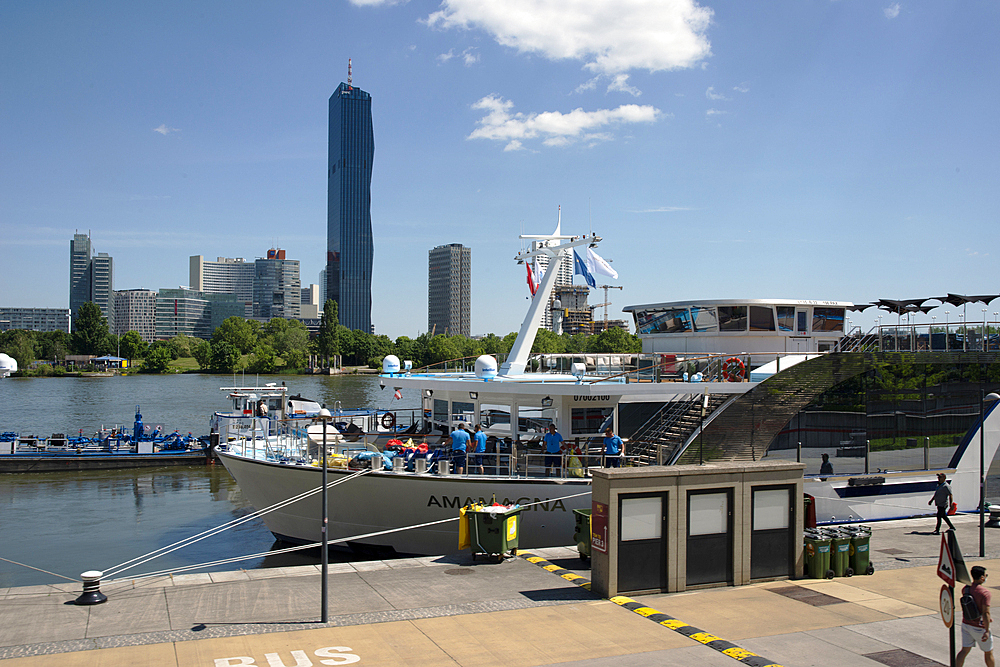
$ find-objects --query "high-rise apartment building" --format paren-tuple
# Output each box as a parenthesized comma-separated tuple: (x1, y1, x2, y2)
(156, 289, 242, 340)
(532, 240, 574, 331)
(327, 78, 374, 332)
(69, 233, 114, 331)
(253, 249, 301, 320)
(0, 308, 71, 333)
(189, 256, 254, 318)
(428, 244, 471, 337)
(113, 289, 157, 341)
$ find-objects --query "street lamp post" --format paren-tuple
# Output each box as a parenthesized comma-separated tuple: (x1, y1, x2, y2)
(946, 311, 950, 351)
(318, 406, 331, 622)
(979, 392, 1000, 558)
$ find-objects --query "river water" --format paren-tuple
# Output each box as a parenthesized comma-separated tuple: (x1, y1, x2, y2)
(0, 373, 419, 589)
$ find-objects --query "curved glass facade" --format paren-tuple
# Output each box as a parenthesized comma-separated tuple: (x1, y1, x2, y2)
(634, 303, 845, 337)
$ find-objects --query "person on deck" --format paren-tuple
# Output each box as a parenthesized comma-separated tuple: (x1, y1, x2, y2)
(820, 453, 834, 476)
(472, 424, 487, 475)
(929, 472, 955, 534)
(543, 423, 564, 477)
(603, 427, 623, 468)
(957, 565, 994, 667)
(450, 423, 470, 475)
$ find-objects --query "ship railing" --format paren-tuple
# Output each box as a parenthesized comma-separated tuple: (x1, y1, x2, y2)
(521, 452, 639, 478)
(837, 321, 1000, 353)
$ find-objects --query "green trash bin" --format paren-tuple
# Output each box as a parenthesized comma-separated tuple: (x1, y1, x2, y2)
(846, 526, 874, 576)
(573, 508, 592, 561)
(829, 529, 852, 577)
(469, 505, 522, 563)
(804, 529, 834, 579)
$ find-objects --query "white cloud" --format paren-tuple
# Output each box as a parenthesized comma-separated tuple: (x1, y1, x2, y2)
(631, 206, 694, 213)
(575, 77, 599, 94)
(706, 108, 726, 116)
(705, 86, 729, 101)
(153, 124, 180, 135)
(733, 82, 749, 93)
(607, 74, 641, 97)
(884, 3, 901, 19)
(426, 0, 713, 75)
(469, 94, 660, 150)
(438, 47, 480, 66)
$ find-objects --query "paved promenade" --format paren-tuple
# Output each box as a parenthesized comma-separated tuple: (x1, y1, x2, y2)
(1, 513, 998, 666)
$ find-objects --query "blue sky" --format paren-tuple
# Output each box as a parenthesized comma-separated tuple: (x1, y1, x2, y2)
(3, 1, 998, 339)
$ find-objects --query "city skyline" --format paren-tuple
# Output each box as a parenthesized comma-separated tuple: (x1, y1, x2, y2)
(3, 2, 998, 339)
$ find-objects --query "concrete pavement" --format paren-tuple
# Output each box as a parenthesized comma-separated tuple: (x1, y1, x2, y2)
(1, 512, 998, 666)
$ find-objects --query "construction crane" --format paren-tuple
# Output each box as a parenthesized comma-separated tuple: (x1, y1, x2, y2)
(591, 285, 624, 329)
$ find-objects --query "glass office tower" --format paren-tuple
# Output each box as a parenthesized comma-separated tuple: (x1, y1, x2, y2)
(327, 82, 374, 332)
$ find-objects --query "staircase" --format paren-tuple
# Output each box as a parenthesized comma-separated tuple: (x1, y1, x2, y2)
(627, 394, 730, 465)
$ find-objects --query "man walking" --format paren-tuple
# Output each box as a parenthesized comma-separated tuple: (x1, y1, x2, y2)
(472, 424, 487, 475)
(957, 565, 993, 667)
(928, 472, 955, 534)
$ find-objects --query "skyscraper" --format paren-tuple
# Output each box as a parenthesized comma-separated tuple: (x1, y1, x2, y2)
(253, 248, 301, 320)
(69, 233, 114, 331)
(69, 233, 93, 322)
(428, 244, 471, 337)
(190, 255, 255, 318)
(327, 76, 374, 332)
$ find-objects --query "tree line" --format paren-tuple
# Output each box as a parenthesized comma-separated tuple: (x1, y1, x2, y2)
(0, 300, 641, 374)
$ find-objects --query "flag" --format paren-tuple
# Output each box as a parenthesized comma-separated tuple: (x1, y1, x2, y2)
(526, 262, 538, 296)
(393, 389, 402, 400)
(573, 249, 596, 288)
(586, 247, 618, 280)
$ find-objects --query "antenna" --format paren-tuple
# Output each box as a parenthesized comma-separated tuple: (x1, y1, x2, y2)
(347, 59, 353, 90)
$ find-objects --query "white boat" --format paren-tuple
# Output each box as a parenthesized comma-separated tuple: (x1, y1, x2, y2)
(217, 224, 1000, 556)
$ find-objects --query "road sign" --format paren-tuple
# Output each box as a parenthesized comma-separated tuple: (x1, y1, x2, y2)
(940, 584, 954, 628)
(938, 532, 957, 586)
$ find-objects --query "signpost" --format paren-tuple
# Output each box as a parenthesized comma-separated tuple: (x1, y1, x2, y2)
(938, 529, 972, 667)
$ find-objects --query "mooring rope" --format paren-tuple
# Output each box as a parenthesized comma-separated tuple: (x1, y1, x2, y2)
(107, 489, 595, 583)
(103, 468, 373, 578)
(0, 556, 79, 583)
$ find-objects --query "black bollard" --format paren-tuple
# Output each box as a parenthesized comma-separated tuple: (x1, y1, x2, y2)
(75, 570, 108, 605)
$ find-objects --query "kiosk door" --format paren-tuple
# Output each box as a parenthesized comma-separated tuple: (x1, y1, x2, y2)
(617, 492, 667, 593)
(751, 486, 794, 579)
(687, 489, 733, 586)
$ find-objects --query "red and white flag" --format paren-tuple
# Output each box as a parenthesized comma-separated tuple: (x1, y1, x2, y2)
(526, 262, 538, 296)
(393, 389, 402, 400)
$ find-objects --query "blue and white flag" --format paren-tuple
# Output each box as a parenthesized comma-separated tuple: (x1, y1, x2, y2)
(586, 247, 618, 280)
(573, 249, 596, 288)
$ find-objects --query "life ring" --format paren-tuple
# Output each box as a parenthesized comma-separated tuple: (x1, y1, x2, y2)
(380, 412, 396, 430)
(722, 357, 745, 382)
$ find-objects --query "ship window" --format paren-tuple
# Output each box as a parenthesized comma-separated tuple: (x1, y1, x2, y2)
(813, 307, 845, 332)
(571, 407, 614, 435)
(691, 306, 718, 332)
(749, 306, 776, 331)
(719, 306, 748, 331)
(433, 399, 448, 425)
(452, 401, 474, 426)
(776, 306, 795, 332)
(635, 308, 690, 335)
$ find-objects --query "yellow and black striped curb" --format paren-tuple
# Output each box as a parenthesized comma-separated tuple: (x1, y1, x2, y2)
(520, 552, 784, 667)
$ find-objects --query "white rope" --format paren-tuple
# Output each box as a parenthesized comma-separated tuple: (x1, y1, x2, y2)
(108, 488, 595, 582)
(103, 468, 372, 578)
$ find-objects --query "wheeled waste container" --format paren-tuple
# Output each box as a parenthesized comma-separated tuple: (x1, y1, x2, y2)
(829, 529, 852, 577)
(468, 504, 522, 563)
(804, 529, 834, 579)
(573, 508, 592, 561)
(845, 526, 874, 575)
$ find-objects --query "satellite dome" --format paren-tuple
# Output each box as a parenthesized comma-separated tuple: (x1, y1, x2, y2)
(382, 355, 401, 374)
(474, 355, 498, 380)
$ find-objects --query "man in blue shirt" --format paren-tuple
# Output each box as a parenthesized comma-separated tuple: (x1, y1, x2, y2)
(603, 427, 623, 468)
(450, 423, 470, 475)
(543, 423, 564, 477)
(472, 424, 488, 475)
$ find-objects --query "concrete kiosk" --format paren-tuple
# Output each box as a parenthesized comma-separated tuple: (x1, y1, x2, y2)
(590, 460, 805, 598)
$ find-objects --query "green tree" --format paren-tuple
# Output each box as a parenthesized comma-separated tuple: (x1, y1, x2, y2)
(246, 344, 276, 374)
(118, 331, 147, 362)
(426, 334, 460, 365)
(283, 348, 307, 370)
(148, 339, 179, 360)
(0, 330, 36, 369)
(210, 340, 242, 372)
(36, 330, 71, 363)
(143, 346, 172, 373)
(168, 334, 194, 358)
(72, 302, 111, 355)
(316, 300, 340, 362)
(193, 340, 213, 370)
(212, 317, 259, 355)
(587, 327, 642, 353)
(532, 328, 564, 353)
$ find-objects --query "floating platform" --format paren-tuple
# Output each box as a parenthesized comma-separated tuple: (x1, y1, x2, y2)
(0, 448, 212, 472)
